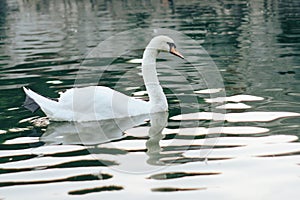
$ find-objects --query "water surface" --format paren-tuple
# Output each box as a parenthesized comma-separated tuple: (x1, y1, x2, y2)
(1, 0, 300, 199)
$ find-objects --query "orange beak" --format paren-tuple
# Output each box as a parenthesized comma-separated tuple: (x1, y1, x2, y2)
(170, 46, 184, 59)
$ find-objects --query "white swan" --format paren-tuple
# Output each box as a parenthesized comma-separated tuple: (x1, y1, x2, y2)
(23, 35, 184, 122)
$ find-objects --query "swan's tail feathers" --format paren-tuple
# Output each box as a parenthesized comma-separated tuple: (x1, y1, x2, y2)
(22, 87, 59, 115)
(23, 92, 40, 113)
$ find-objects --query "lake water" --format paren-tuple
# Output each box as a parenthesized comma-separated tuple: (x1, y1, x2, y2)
(1, 0, 300, 199)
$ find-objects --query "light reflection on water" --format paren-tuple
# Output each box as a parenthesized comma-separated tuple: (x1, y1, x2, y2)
(1, 0, 300, 199)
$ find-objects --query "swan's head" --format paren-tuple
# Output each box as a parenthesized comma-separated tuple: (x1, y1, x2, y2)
(147, 35, 184, 59)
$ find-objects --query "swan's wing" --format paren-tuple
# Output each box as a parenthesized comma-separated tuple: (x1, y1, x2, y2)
(57, 86, 150, 121)
(58, 86, 114, 113)
(58, 86, 112, 104)
(24, 86, 150, 121)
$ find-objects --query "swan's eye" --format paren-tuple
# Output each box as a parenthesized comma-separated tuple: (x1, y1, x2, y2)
(167, 42, 176, 50)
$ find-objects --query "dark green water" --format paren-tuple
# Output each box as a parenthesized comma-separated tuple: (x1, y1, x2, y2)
(0, 0, 300, 199)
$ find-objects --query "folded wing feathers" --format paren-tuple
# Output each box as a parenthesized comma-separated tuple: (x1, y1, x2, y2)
(23, 87, 60, 116)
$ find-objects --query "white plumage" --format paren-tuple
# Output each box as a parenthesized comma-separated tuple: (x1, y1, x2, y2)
(23, 35, 183, 122)
(23, 86, 150, 121)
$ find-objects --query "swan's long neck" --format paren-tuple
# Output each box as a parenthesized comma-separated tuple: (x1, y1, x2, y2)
(142, 47, 168, 112)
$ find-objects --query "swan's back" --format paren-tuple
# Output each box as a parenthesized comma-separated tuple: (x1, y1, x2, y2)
(39, 86, 150, 121)
(24, 86, 150, 121)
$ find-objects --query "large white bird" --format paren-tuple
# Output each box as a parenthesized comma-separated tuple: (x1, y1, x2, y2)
(23, 35, 184, 122)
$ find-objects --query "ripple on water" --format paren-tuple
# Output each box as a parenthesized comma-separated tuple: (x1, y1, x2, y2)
(194, 88, 224, 94)
(216, 103, 251, 110)
(68, 185, 123, 195)
(204, 94, 264, 103)
(3, 137, 39, 145)
(151, 187, 205, 192)
(0, 145, 87, 162)
(125, 126, 269, 137)
(0, 168, 112, 188)
(0, 155, 117, 171)
(171, 111, 300, 122)
(183, 143, 300, 159)
(160, 135, 298, 148)
(148, 171, 221, 180)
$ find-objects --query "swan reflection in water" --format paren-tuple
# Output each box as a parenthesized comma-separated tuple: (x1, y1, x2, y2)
(41, 112, 168, 166)
(41, 114, 149, 145)
(145, 112, 168, 165)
